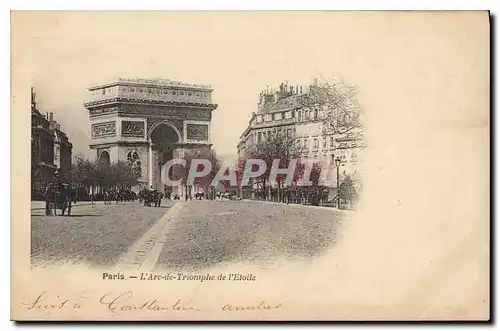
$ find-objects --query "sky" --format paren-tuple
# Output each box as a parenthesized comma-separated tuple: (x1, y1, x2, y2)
(14, 11, 488, 166)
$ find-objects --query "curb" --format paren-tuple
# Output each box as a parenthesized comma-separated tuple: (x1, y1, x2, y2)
(30, 200, 152, 211)
(115, 201, 184, 271)
(30, 201, 96, 211)
(242, 199, 356, 213)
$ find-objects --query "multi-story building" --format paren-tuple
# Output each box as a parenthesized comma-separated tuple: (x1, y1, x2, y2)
(237, 80, 364, 190)
(31, 88, 73, 198)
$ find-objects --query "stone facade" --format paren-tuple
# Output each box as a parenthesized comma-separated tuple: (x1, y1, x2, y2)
(84, 78, 217, 193)
(31, 88, 73, 199)
(237, 80, 365, 189)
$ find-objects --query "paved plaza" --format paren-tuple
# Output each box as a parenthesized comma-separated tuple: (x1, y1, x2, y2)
(31, 201, 174, 267)
(31, 199, 346, 270)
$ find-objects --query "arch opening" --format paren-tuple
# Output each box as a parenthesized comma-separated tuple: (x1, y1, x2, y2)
(99, 150, 110, 165)
(150, 123, 181, 192)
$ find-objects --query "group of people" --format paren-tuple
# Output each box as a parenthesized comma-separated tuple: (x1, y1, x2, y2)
(102, 188, 137, 204)
(138, 186, 164, 207)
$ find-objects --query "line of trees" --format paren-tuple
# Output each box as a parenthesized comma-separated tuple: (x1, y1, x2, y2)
(235, 130, 328, 205)
(234, 77, 364, 207)
(71, 154, 140, 200)
(235, 130, 361, 207)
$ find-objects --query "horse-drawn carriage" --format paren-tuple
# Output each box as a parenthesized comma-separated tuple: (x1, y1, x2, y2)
(45, 183, 76, 216)
(138, 187, 163, 207)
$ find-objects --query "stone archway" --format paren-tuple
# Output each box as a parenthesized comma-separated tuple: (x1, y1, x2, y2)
(148, 122, 182, 191)
(99, 150, 110, 165)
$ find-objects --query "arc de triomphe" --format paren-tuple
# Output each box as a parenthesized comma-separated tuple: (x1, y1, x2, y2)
(83, 78, 217, 194)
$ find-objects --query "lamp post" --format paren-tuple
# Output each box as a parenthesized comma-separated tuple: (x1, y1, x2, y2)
(335, 157, 341, 209)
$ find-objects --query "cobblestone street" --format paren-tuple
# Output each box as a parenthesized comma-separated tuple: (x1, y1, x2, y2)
(155, 200, 346, 271)
(31, 199, 346, 270)
(31, 201, 174, 267)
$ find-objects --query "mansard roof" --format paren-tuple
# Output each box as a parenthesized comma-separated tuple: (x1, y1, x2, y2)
(259, 94, 302, 113)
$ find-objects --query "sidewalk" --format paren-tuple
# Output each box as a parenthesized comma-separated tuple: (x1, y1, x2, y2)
(242, 199, 356, 213)
(31, 200, 102, 210)
(31, 199, 179, 210)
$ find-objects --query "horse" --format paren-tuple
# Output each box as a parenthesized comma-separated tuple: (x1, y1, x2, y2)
(152, 191, 163, 207)
(45, 184, 76, 216)
(129, 191, 137, 202)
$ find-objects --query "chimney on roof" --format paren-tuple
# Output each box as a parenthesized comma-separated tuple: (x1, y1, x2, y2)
(313, 77, 318, 86)
(31, 87, 36, 110)
(49, 112, 53, 122)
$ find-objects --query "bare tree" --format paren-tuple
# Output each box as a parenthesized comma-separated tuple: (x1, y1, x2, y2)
(299, 77, 364, 136)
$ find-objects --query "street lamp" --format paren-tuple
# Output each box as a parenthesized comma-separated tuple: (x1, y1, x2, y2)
(335, 157, 341, 209)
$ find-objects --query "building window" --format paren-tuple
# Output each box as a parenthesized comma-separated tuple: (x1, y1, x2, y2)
(314, 109, 318, 120)
(298, 111, 302, 121)
(330, 136, 334, 147)
(322, 136, 326, 149)
(331, 154, 335, 164)
(132, 160, 141, 177)
(126, 150, 139, 167)
(313, 138, 318, 150)
(258, 132, 262, 143)
(303, 139, 308, 149)
(287, 128, 291, 137)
